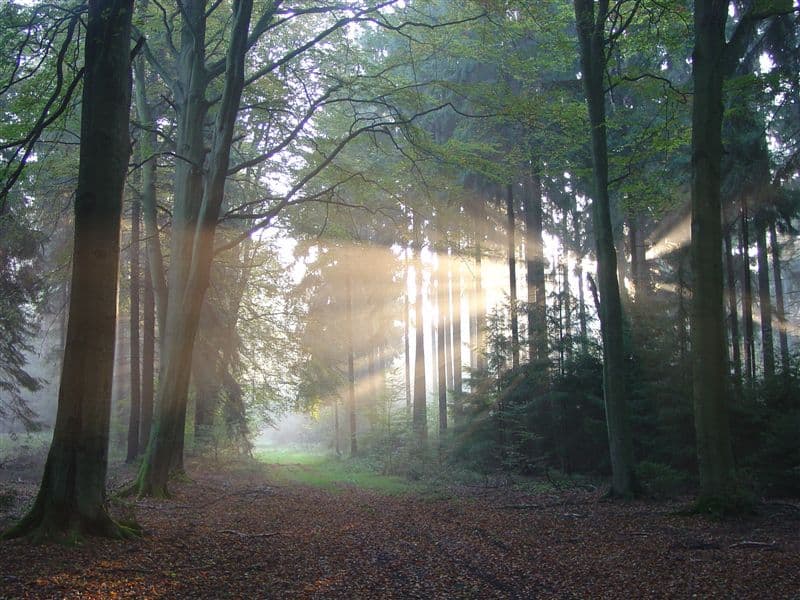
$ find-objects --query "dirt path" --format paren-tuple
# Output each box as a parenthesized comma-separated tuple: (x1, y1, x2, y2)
(1, 460, 799, 599)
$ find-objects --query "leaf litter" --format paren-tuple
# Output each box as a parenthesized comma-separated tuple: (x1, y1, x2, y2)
(1, 458, 798, 599)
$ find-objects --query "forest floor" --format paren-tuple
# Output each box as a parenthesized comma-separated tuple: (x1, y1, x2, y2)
(1, 446, 799, 599)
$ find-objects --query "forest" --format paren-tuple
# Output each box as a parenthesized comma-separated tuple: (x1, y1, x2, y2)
(0, 0, 799, 597)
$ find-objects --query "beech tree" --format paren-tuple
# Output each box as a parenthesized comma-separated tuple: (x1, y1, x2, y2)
(690, 0, 794, 508)
(3, 0, 136, 539)
(136, 0, 257, 496)
(573, 0, 637, 497)
(690, 0, 736, 506)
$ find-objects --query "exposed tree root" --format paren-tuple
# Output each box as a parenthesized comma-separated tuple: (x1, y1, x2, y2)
(2, 503, 141, 543)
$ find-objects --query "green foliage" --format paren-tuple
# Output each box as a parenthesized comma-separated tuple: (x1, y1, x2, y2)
(0, 214, 44, 429)
(635, 461, 691, 498)
(440, 272, 800, 501)
(0, 488, 15, 510)
(689, 487, 757, 519)
(729, 369, 800, 496)
(450, 334, 609, 478)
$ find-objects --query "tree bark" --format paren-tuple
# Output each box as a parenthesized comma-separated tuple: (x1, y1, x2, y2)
(192, 326, 219, 451)
(523, 170, 548, 365)
(345, 271, 357, 456)
(740, 200, 756, 383)
(333, 397, 340, 456)
(412, 217, 427, 444)
(574, 0, 636, 497)
(473, 213, 486, 371)
(561, 205, 572, 362)
(506, 184, 520, 369)
(126, 196, 141, 462)
(137, 0, 256, 496)
(140, 248, 155, 450)
(133, 57, 167, 333)
(577, 261, 588, 353)
(755, 214, 775, 378)
(724, 228, 743, 398)
(444, 250, 453, 390)
(574, 209, 588, 353)
(4, 0, 135, 540)
(452, 254, 463, 414)
(690, 0, 736, 502)
(435, 250, 447, 433)
(629, 215, 648, 301)
(403, 247, 412, 418)
(769, 222, 790, 377)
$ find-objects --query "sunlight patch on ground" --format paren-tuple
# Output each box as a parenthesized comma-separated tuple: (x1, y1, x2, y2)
(253, 445, 417, 495)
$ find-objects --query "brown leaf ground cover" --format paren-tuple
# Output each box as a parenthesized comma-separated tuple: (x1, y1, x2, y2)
(1, 457, 799, 599)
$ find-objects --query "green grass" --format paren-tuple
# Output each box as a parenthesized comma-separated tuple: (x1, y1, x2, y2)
(253, 446, 419, 495)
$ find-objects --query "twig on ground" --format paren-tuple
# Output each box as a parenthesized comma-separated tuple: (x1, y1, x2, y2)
(219, 529, 279, 538)
(729, 540, 781, 550)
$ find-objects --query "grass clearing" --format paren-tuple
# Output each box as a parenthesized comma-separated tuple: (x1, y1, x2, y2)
(253, 446, 419, 495)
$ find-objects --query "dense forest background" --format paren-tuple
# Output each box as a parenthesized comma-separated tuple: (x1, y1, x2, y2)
(1, 0, 799, 540)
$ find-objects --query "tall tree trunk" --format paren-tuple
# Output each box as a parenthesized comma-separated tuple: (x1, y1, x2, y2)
(629, 215, 648, 301)
(126, 197, 141, 462)
(464, 253, 475, 376)
(137, 0, 208, 494)
(133, 57, 167, 331)
(403, 247, 412, 419)
(506, 184, 520, 369)
(345, 272, 357, 456)
(755, 215, 775, 379)
(444, 251, 453, 390)
(577, 261, 588, 353)
(574, 208, 588, 352)
(473, 212, 486, 371)
(112, 309, 127, 409)
(436, 250, 447, 433)
(724, 228, 743, 398)
(615, 236, 628, 304)
(137, 0, 256, 496)
(574, 0, 636, 497)
(561, 205, 572, 362)
(677, 253, 690, 389)
(740, 201, 756, 383)
(191, 327, 218, 451)
(452, 255, 463, 414)
(769, 222, 790, 378)
(689, 0, 736, 503)
(554, 262, 564, 374)
(412, 217, 428, 444)
(4, 0, 135, 539)
(333, 397, 340, 456)
(523, 170, 548, 365)
(367, 339, 378, 427)
(140, 249, 155, 450)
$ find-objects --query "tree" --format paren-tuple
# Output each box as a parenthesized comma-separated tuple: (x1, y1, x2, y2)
(523, 169, 548, 365)
(0, 214, 43, 429)
(690, 0, 793, 508)
(689, 0, 736, 506)
(412, 213, 428, 444)
(573, 0, 637, 497)
(3, 0, 136, 539)
(136, 0, 256, 496)
(506, 183, 520, 369)
(126, 194, 141, 462)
